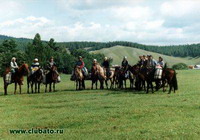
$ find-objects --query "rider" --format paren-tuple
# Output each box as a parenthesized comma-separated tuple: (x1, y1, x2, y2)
(121, 56, 129, 78)
(10, 57, 19, 82)
(137, 56, 143, 67)
(47, 57, 61, 82)
(154, 56, 165, 82)
(157, 56, 165, 68)
(92, 59, 98, 66)
(31, 58, 40, 74)
(76, 56, 88, 76)
(102, 57, 110, 77)
(147, 55, 157, 69)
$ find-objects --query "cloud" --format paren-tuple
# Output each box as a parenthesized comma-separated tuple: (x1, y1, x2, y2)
(0, 0, 23, 20)
(58, 0, 144, 10)
(1, 0, 200, 45)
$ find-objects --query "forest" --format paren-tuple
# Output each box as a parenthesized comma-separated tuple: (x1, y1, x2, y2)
(0, 33, 200, 75)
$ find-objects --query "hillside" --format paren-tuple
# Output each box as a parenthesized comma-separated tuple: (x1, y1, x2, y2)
(91, 45, 200, 66)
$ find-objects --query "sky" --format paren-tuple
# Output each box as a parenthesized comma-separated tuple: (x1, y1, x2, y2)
(0, 0, 200, 45)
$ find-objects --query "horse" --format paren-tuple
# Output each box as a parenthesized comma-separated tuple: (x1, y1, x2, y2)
(91, 65, 99, 89)
(74, 66, 85, 90)
(162, 68, 178, 94)
(95, 64, 107, 89)
(3, 63, 29, 95)
(45, 65, 59, 92)
(130, 65, 159, 93)
(104, 68, 115, 89)
(27, 68, 43, 93)
(130, 65, 146, 91)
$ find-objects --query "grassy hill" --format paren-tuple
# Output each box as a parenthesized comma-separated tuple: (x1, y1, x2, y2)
(91, 45, 200, 67)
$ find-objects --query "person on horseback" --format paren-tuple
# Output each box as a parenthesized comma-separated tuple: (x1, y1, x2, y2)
(121, 56, 129, 78)
(92, 59, 98, 66)
(10, 57, 19, 82)
(147, 55, 157, 69)
(46, 57, 61, 82)
(102, 57, 110, 77)
(157, 56, 165, 68)
(76, 56, 88, 77)
(31, 58, 40, 74)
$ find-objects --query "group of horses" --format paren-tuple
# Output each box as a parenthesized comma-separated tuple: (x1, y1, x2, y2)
(2, 62, 178, 95)
(73, 64, 178, 94)
(3, 64, 59, 95)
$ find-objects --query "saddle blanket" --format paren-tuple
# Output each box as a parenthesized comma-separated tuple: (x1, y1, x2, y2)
(5, 72, 12, 84)
(154, 68, 162, 79)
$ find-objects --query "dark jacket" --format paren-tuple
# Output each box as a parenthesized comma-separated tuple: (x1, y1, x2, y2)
(102, 60, 110, 68)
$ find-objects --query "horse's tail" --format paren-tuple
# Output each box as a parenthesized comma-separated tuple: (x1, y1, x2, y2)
(172, 71, 178, 90)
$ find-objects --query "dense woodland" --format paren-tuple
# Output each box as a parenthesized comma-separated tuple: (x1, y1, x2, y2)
(0, 34, 105, 75)
(0, 34, 200, 74)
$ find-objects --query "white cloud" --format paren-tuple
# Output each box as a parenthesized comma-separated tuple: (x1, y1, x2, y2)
(0, 1, 23, 20)
(161, 0, 200, 18)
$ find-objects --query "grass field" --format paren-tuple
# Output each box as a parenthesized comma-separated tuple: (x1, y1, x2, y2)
(91, 46, 200, 67)
(1, 70, 200, 139)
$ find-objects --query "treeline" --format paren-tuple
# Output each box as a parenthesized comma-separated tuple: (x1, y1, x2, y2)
(0, 34, 105, 75)
(1, 34, 200, 59)
(59, 41, 200, 57)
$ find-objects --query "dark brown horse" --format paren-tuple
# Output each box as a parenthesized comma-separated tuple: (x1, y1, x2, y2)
(91, 65, 98, 89)
(3, 64, 29, 95)
(45, 66, 59, 92)
(130, 65, 160, 93)
(162, 68, 178, 94)
(27, 68, 43, 93)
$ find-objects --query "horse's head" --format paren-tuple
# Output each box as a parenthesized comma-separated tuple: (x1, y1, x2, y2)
(20, 63, 30, 75)
(51, 65, 57, 71)
(130, 65, 140, 75)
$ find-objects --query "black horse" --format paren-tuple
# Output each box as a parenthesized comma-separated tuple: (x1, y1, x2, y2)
(27, 68, 43, 93)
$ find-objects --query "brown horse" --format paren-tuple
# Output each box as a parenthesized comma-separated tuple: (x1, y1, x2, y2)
(74, 66, 85, 90)
(162, 68, 178, 94)
(91, 65, 98, 89)
(3, 64, 29, 95)
(27, 68, 43, 93)
(45, 66, 59, 92)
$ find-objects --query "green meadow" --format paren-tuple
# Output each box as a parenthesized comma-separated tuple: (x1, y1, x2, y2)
(1, 70, 200, 139)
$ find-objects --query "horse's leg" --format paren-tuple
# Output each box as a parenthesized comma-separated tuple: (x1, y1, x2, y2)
(76, 81, 78, 90)
(83, 80, 85, 89)
(4, 83, 8, 95)
(105, 80, 108, 89)
(38, 83, 40, 93)
(168, 84, 172, 94)
(45, 84, 47, 92)
(53, 82, 55, 92)
(49, 83, 52, 92)
(31, 82, 33, 93)
(27, 81, 29, 94)
(19, 84, 22, 94)
(125, 80, 127, 89)
(151, 82, 154, 93)
(96, 80, 98, 89)
(14, 82, 17, 94)
(35, 82, 37, 93)
(146, 82, 149, 93)
(91, 80, 94, 89)
(79, 80, 81, 90)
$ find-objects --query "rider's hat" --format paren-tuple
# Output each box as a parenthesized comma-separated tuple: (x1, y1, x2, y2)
(79, 56, 82, 59)
(34, 58, 38, 62)
(93, 59, 97, 62)
(11, 57, 16, 61)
